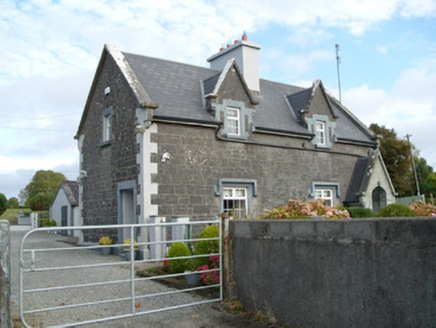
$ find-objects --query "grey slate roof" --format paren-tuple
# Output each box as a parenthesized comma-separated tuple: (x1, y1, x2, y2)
(122, 51, 375, 144)
(63, 181, 79, 206)
(344, 157, 370, 205)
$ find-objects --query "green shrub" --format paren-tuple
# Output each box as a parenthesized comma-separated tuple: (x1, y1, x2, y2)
(50, 219, 57, 226)
(346, 207, 374, 218)
(44, 218, 51, 226)
(374, 204, 418, 218)
(195, 225, 219, 268)
(168, 242, 191, 274)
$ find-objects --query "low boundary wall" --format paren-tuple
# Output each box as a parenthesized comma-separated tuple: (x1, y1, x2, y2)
(229, 218, 436, 327)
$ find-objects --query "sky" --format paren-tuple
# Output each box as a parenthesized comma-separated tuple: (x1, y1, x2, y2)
(1, 0, 436, 200)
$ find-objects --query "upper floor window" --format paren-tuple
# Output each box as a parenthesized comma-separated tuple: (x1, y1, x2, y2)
(305, 114, 336, 149)
(315, 121, 326, 146)
(227, 107, 240, 136)
(212, 99, 255, 140)
(100, 107, 114, 146)
(103, 113, 112, 142)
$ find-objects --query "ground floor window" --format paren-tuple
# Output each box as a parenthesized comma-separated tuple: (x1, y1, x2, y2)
(214, 179, 258, 218)
(223, 187, 247, 219)
(309, 182, 340, 206)
(315, 188, 333, 206)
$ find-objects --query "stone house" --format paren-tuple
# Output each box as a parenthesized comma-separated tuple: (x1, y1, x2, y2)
(75, 35, 395, 251)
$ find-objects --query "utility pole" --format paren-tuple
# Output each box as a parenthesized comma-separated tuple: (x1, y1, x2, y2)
(335, 44, 342, 103)
(405, 134, 420, 195)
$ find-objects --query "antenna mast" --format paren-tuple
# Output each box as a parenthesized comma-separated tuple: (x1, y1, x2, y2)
(335, 44, 342, 103)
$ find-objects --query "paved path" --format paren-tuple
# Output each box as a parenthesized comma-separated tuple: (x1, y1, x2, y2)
(9, 228, 272, 327)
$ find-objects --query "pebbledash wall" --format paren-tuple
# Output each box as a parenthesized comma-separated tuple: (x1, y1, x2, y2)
(229, 218, 436, 327)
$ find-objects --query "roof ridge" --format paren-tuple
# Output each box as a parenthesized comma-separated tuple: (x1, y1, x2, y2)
(123, 51, 221, 74)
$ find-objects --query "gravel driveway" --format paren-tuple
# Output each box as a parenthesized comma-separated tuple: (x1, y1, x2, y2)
(9, 227, 272, 327)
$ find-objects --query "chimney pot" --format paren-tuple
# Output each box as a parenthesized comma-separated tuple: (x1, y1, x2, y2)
(234, 40, 239, 44)
(242, 31, 247, 41)
(220, 47, 225, 51)
(227, 44, 231, 48)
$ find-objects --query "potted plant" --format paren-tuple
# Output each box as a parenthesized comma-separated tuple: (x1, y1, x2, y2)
(184, 259, 200, 286)
(99, 236, 112, 255)
(123, 238, 138, 261)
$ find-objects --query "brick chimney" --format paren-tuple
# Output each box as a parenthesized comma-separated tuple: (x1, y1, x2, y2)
(207, 32, 261, 93)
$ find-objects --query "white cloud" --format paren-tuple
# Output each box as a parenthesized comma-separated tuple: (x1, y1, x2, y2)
(343, 66, 436, 169)
(400, 0, 436, 17)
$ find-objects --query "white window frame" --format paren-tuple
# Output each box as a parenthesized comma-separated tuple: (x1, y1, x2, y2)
(100, 106, 114, 146)
(223, 187, 247, 219)
(315, 188, 333, 206)
(227, 107, 240, 136)
(315, 120, 326, 146)
(102, 113, 112, 142)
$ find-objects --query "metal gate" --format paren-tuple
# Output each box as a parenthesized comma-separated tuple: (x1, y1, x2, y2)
(19, 219, 222, 327)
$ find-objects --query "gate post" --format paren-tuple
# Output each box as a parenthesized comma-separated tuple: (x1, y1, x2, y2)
(221, 213, 236, 300)
(0, 220, 12, 328)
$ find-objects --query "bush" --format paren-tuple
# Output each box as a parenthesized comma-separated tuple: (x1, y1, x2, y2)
(346, 207, 374, 218)
(409, 201, 436, 216)
(262, 199, 350, 219)
(50, 219, 57, 226)
(168, 242, 191, 274)
(374, 204, 418, 218)
(44, 218, 51, 226)
(195, 225, 219, 268)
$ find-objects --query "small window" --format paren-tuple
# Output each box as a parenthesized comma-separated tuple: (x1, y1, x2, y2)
(223, 187, 247, 219)
(102, 113, 112, 142)
(315, 188, 333, 206)
(309, 182, 340, 206)
(100, 107, 114, 146)
(315, 121, 326, 146)
(227, 107, 240, 136)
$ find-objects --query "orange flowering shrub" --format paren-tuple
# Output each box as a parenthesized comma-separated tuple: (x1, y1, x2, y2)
(409, 200, 436, 216)
(262, 199, 350, 219)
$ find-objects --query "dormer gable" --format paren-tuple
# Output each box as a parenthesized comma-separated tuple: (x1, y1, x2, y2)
(203, 58, 259, 106)
(203, 59, 258, 140)
(289, 80, 339, 149)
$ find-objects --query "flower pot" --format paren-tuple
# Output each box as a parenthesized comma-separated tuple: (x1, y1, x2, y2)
(101, 247, 111, 256)
(125, 250, 137, 261)
(185, 272, 200, 286)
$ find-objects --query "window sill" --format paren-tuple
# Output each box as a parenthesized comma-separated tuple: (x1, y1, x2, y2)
(99, 140, 112, 147)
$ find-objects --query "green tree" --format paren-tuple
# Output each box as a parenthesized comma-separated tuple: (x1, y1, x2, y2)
(8, 197, 19, 209)
(0, 193, 8, 215)
(21, 170, 66, 211)
(369, 124, 413, 197)
(415, 158, 436, 197)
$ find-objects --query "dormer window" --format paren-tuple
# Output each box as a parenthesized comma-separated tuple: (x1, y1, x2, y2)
(212, 99, 254, 140)
(227, 107, 240, 136)
(315, 121, 326, 146)
(305, 114, 336, 149)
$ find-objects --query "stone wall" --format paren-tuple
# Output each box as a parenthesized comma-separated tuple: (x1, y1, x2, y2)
(153, 122, 367, 224)
(80, 54, 139, 242)
(229, 218, 436, 327)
